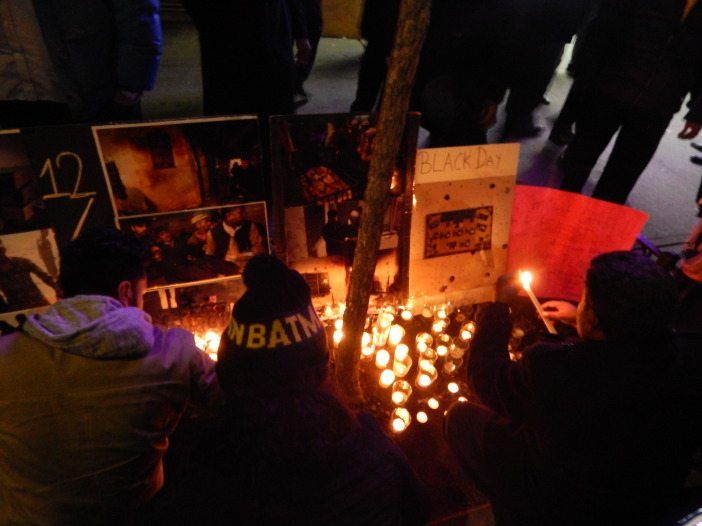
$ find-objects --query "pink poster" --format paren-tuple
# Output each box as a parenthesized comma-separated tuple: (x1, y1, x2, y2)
(507, 186, 649, 301)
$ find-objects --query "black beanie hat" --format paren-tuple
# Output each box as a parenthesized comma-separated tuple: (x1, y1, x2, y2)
(216, 255, 329, 395)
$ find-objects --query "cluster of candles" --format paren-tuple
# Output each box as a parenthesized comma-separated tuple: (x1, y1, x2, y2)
(324, 301, 475, 434)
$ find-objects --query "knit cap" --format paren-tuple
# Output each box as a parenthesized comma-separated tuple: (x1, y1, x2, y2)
(216, 255, 329, 395)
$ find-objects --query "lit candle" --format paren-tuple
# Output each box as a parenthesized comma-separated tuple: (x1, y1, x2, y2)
(375, 349, 391, 369)
(449, 345, 465, 360)
(379, 369, 396, 387)
(391, 380, 412, 405)
(393, 354, 413, 378)
(447, 382, 460, 394)
(388, 324, 405, 346)
(420, 347, 438, 363)
(334, 319, 343, 330)
(416, 411, 428, 424)
(333, 329, 344, 346)
(436, 344, 448, 357)
(432, 320, 446, 333)
(519, 271, 557, 335)
(391, 407, 411, 433)
(401, 309, 413, 321)
(427, 398, 440, 410)
(362, 332, 371, 348)
(394, 343, 409, 361)
(416, 360, 438, 388)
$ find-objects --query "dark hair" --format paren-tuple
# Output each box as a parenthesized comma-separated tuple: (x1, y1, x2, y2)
(585, 251, 677, 341)
(59, 228, 148, 298)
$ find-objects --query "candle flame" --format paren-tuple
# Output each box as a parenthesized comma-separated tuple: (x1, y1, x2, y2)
(416, 411, 428, 424)
(428, 398, 440, 410)
(379, 369, 396, 387)
(519, 270, 533, 289)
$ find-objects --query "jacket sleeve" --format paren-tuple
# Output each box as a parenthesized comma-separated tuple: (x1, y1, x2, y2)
(468, 303, 540, 424)
(108, 0, 163, 92)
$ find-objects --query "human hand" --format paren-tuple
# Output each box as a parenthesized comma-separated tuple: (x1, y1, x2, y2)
(541, 300, 577, 326)
(296, 38, 312, 65)
(679, 121, 702, 140)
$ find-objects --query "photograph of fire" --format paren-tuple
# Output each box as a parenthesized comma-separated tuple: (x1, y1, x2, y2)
(2, 1, 702, 525)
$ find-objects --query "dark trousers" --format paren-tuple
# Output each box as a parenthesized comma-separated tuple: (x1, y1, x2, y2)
(559, 94, 672, 204)
(350, 37, 392, 112)
(296, 0, 323, 88)
(504, 40, 564, 129)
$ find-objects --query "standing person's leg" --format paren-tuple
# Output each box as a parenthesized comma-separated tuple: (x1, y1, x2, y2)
(350, 38, 391, 112)
(549, 82, 582, 145)
(591, 110, 671, 204)
(558, 96, 623, 194)
(296, 0, 323, 92)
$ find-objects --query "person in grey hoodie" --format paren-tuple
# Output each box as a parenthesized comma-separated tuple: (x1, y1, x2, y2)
(0, 228, 220, 525)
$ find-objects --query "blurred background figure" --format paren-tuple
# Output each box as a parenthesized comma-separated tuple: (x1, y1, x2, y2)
(0, 0, 161, 128)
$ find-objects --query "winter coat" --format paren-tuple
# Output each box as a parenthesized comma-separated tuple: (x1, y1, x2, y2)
(577, 0, 702, 120)
(462, 303, 702, 523)
(0, 295, 219, 524)
(0, 0, 162, 121)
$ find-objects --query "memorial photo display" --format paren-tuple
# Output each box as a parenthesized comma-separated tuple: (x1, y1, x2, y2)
(0, 228, 60, 324)
(94, 116, 263, 219)
(119, 202, 269, 289)
(270, 113, 420, 302)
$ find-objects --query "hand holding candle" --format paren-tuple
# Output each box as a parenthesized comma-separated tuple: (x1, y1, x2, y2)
(519, 271, 558, 335)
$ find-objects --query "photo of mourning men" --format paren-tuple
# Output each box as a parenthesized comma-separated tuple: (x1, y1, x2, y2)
(120, 203, 269, 287)
(0, 132, 46, 235)
(94, 117, 263, 218)
(0, 229, 60, 317)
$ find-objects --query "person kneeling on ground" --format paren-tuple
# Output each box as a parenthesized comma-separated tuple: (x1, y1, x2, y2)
(0, 228, 220, 524)
(144, 255, 430, 525)
(446, 251, 702, 525)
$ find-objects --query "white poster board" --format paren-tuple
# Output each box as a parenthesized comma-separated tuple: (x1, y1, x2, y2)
(409, 144, 520, 305)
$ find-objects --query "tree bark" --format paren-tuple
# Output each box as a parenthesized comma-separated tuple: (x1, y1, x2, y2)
(336, 0, 432, 403)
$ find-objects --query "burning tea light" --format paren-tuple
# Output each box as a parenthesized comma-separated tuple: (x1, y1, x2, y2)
(421, 347, 438, 362)
(391, 380, 412, 405)
(416, 332, 433, 345)
(388, 325, 405, 346)
(416, 360, 438, 388)
(447, 382, 460, 394)
(519, 270, 558, 335)
(394, 343, 410, 361)
(393, 354, 413, 378)
(401, 309, 413, 321)
(375, 349, 391, 369)
(436, 307, 448, 320)
(334, 319, 344, 330)
(378, 312, 395, 329)
(391, 407, 411, 433)
(458, 396, 468, 403)
(449, 345, 465, 360)
(416, 411, 428, 424)
(379, 369, 396, 387)
(432, 320, 446, 333)
(333, 330, 344, 346)
(416, 341, 428, 354)
(443, 360, 457, 374)
(362, 332, 371, 348)
(361, 345, 374, 358)
(436, 344, 448, 357)
(421, 307, 433, 319)
(428, 398, 440, 410)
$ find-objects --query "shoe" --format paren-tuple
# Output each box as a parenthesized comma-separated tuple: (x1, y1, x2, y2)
(548, 126, 574, 146)
(692, 142, 702, 152)
(690, 155, 702, 166)
(540, 96, 551, 105)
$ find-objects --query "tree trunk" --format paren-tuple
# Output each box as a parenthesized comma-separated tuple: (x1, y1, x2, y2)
(336, 0, 432, 403)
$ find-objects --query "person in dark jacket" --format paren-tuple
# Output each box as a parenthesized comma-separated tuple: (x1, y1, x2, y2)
(141, 256, 431, 525)
(445, 251, 702, 525)
(350, 0, 401, 112)
(558, 0, 702, 204)
(0, 0, 161, 127)
(183, 0, 310, 117)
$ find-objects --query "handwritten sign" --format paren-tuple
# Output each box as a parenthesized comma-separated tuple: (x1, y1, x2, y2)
(507, 186, 648, 301)
(424, 206, 493, 258)
(415, 143, 520, 184)
(409, 144, 519, 304)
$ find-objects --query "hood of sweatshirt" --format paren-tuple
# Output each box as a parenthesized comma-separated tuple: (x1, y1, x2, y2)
(23, 295, 155, 359)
